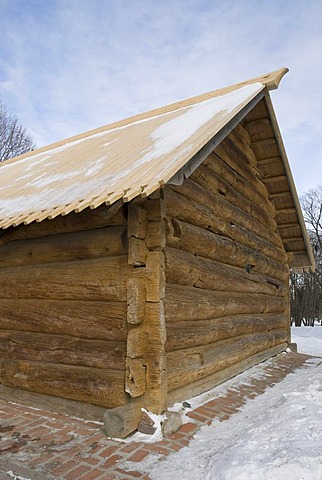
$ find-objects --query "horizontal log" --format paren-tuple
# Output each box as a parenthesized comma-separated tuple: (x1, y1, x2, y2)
(166, 219, 289, 281)
(0, 256, 130, 301)
(0, 226, 127, 268)
(204, 152, 275, 218)
(1, 204, 127, 244)
(227, 127, 257, 165)
(0, 384, 107, 422)
(165, 284, 288, 322)
(0, 299, 127, 341)
(166, 313, 289, 351)
(165, 248, 286, 296)
(104, 403, 142, 439)
(0, 360, 128, 408)
(215, 136, 269, 199)
(165, 188, 287, 264)
(171, 178, 284, 250)
(167, 330, 287, 391)
(191, 163, 276, 232)
(0, 330, 126, 370)
(231, 123, 252, 148)
(167, 343, 287, 405)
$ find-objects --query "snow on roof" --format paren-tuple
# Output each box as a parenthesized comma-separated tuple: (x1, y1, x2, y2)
(0, 68, 289, 229)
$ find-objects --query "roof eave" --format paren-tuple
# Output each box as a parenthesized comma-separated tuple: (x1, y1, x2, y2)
(263, 90, 315, 271)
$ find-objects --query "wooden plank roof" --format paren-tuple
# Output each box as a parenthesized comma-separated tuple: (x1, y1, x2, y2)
(0, 67, 314, 269)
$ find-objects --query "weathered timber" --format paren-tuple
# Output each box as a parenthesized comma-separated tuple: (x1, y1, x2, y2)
(0, 256, 130, 301)
(128, 204, 147, 239)
(0, 331, 126, 370)
(232, 123, 252, 147)
(166, 219, 289, 281)
(227, 127, 258, 166)
(125, 357, 147, 397)
(215, 138, 269, 199)
(127, 278, 146, 324)
(204, 153, 275, 218)
(171, 178, 284, 250)
(0, 299, 127, 340)
(165, 248, 286, 296)
(165, 284, 287, 322)
(0, 226, 127, 268)
(167, 330, 287, 391)
(128, 237, 148, 265)
(0, 360, 128, 408)
(165, 188, 287, 264)
(0, 204, 127, 244)
(0, 384, 107, 422)
(165, 313, 289, 351)
(104, 403, 142, 438)
(131, 251, 165, 303)
(191, 163, 276, 231)
(167, 343, 287, 405)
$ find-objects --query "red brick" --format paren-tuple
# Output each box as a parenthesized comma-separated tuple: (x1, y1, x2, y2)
(102, 454, 122, 468)
(193, 406, 216, 417)
(168, 442, 183, 452)
(27, 453, 56, 468)
(186, 411, 208, 422)
(98, 445, 119, 458)
(128, 449, 149, 462)
(64, 465, 91, 480)
(50, 460, 79, 476)
(178, 422, 198, 434)
(78, 456, 101, 466)
(168, 431, 185, 440)
(78, 469, 106, 480)
(121, 442, 140, 453)
(115, 468, 143, 478)
(143, 444, 170, 456)
(178, 438, 190, 446)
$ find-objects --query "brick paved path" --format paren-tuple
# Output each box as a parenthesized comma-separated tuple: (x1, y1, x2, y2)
(0, 352, 313, 480)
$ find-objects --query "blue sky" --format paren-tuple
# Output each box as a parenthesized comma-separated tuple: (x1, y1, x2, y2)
(0, 0, 321, 195)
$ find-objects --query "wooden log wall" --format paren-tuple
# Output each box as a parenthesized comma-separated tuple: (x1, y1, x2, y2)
(125, 196, 167, 414)
(164, 122, 291, 404)
(0, 204, 130, 408)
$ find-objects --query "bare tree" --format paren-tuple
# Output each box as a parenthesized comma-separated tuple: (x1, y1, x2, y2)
(0, 100, 35, 162)
(301, 186, 322, 251)
(290, 186, 322, 326)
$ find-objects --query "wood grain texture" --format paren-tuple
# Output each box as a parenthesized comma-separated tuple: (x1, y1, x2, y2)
(191, 163, 276, 231)
(1, 204, 127, 244)
(166, 219, 289, 281)
(204, 152, 275, 217)
(0, 299, 127, 340)
(0, 330, 126, 370)
(167, 343, 287, 405)
(165, 247, 286, 296)
(0, 359, 128, 408)
(0, 256, 130, 301)
(165, 284, 287, 322)
(171, 179, 284, 250)
(165, 188, 287, 264)
(166, 330, 287, 391)
(0, 226, 127, 268)
(166, 313, 289, 351)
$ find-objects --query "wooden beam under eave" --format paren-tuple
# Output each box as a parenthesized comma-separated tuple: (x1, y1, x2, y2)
(262, 175, 287, 183)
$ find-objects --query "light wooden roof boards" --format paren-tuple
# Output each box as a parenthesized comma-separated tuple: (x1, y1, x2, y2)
(0, 68, 314, 269)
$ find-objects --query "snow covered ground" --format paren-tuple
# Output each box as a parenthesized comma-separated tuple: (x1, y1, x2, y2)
(133, 326, 322, 479)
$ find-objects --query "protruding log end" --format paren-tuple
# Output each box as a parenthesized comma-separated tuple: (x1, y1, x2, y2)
(258, 67, 289, 90)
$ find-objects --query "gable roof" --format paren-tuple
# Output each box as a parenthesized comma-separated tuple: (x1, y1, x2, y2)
(0, 68, 314, 270)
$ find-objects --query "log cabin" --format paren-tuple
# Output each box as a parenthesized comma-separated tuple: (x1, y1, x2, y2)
(0, 68, 314, 435)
